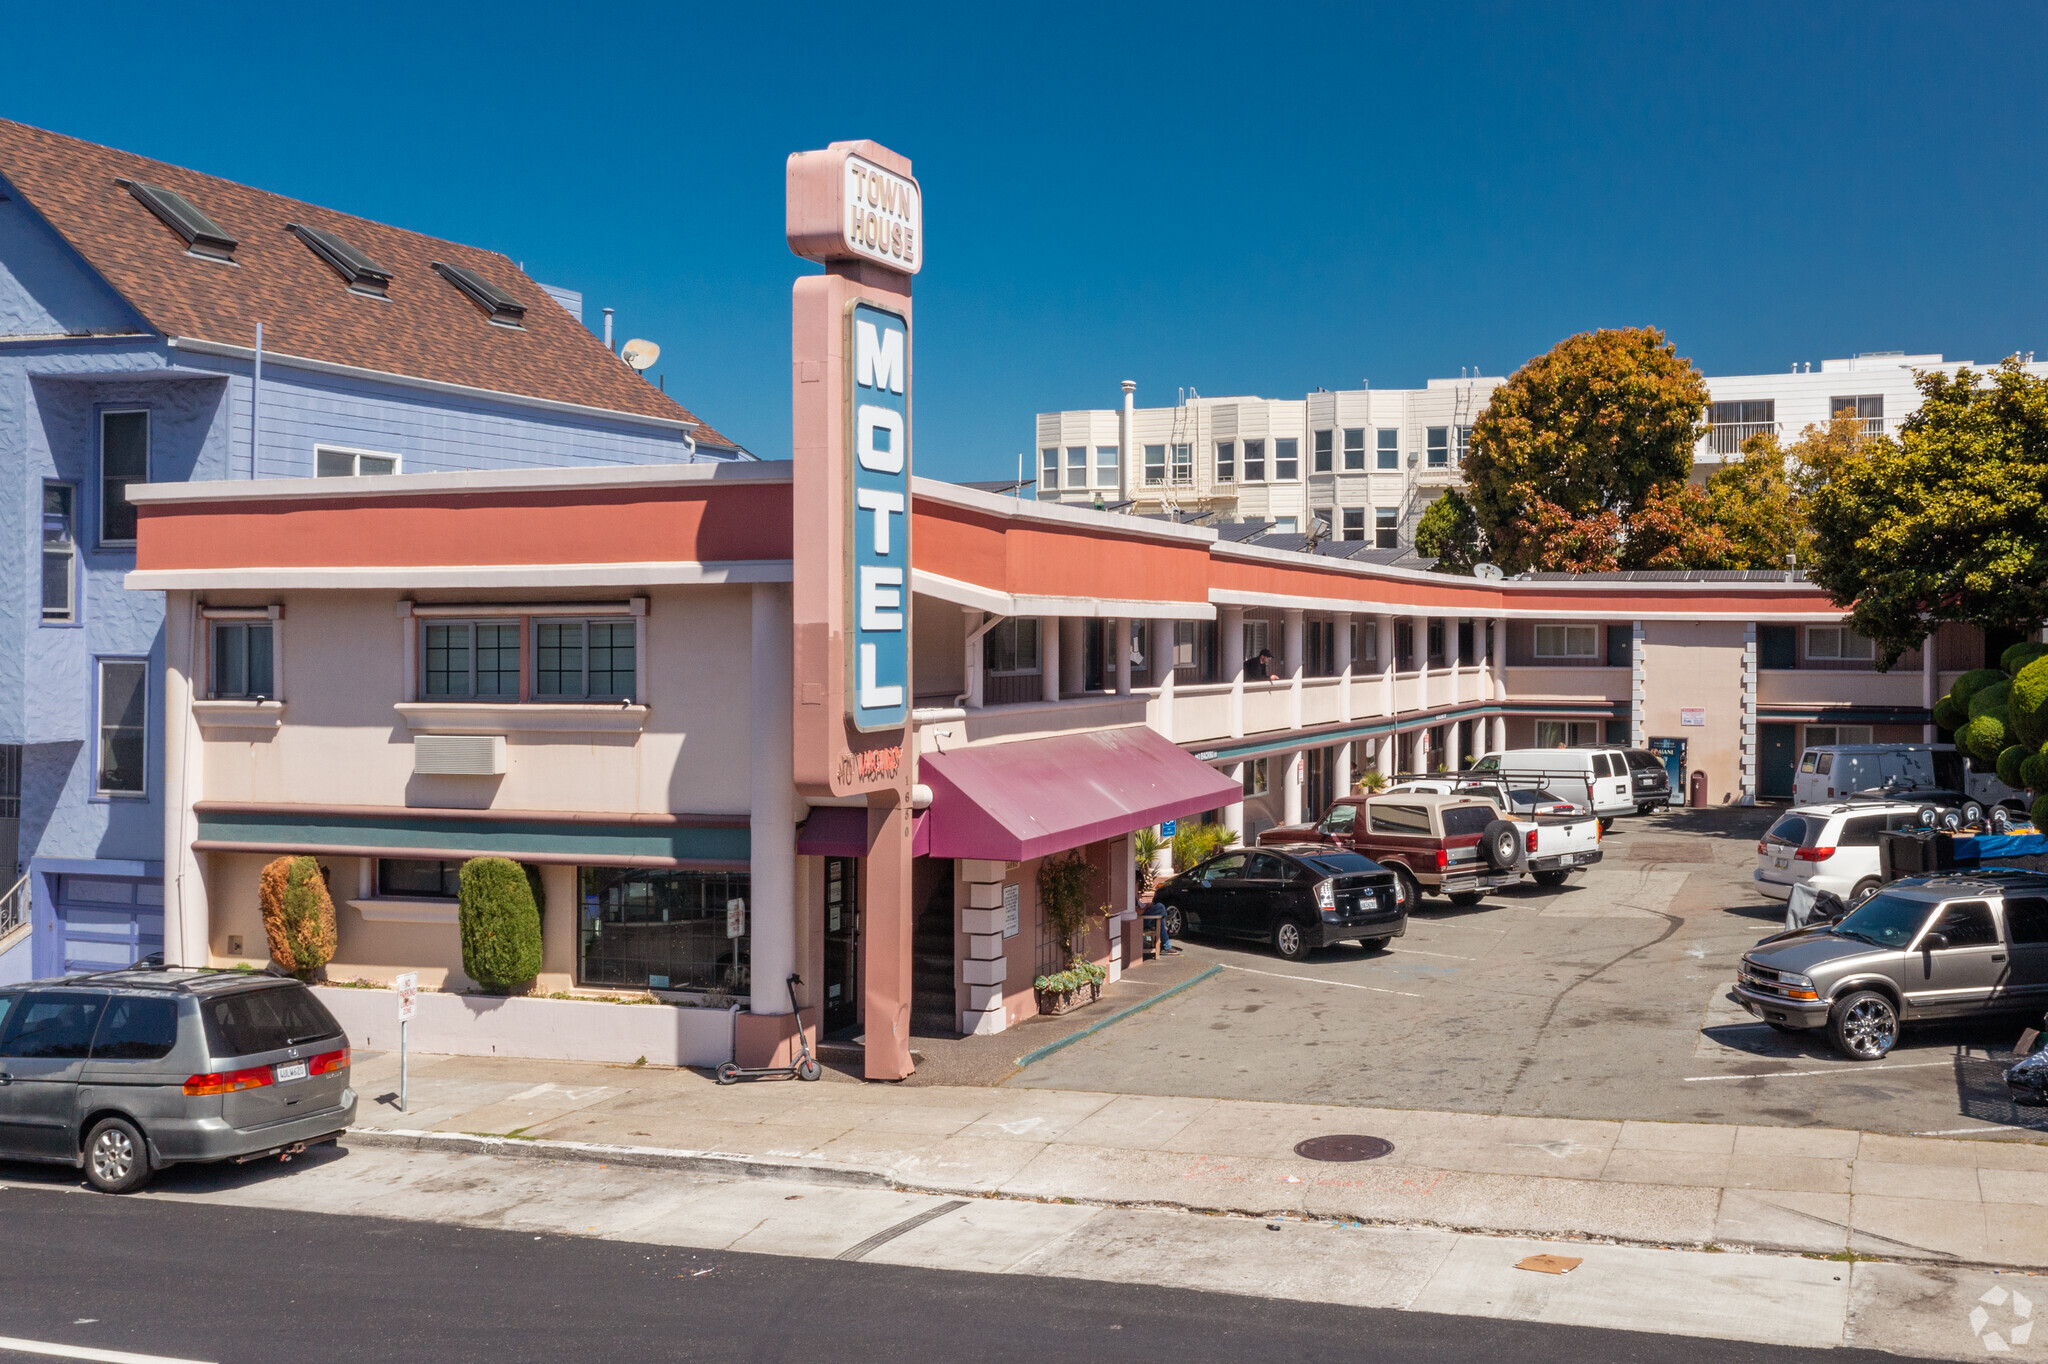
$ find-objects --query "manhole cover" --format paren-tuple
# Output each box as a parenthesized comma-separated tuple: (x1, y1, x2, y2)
(1293, 1134, 1393, 1162)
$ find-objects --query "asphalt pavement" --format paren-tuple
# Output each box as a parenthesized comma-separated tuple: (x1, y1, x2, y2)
(0, 1179, 1949, 1364)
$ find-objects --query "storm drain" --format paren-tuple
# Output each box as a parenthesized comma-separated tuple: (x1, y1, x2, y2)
(1292, 1135, 1394, 1162)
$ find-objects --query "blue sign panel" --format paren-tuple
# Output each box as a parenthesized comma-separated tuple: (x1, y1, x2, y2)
(848, 301, 910, 733)
(1159, 820, 1177, 837)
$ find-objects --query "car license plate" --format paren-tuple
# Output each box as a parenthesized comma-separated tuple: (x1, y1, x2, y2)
(1568, 853, 1585, 865)
(274, 1061, 308, 1083)
(1774, 857, 1788, 869)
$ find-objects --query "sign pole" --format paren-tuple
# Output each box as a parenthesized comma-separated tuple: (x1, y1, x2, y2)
(400, 1018, 408, 1115)
(395, 971, 418, 1115)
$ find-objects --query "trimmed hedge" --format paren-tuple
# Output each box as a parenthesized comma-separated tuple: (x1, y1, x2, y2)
(258, 855, 336, 981)
(1998, 745, 2030, 791)
(2025, 752, 2048, 793)
(2014, 658, 2048, 751)
(459, 857, 543, 994)
(2002, 641, 2048, 678)
(1952, 668, 2008, 711)
(1959, 714, 2011, 767)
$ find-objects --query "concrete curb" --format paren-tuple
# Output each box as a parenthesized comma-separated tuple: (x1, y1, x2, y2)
(342, 1126, 894, 1189)
(1014, 964, 1223, 1068)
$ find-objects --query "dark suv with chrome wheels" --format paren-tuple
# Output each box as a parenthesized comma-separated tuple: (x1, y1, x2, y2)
(1153, 847, 1405, 961)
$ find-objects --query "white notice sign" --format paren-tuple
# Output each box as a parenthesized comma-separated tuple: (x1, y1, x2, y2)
(727, 897, 747, 939)
(395, 972, 418, 1022)
(1002, 883, 1020, 939)
(1680, 708, 1706, 727)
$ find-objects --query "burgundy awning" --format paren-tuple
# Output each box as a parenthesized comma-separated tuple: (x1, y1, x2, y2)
(796, 804, 932, 858)
(919, 726, 1240, 863)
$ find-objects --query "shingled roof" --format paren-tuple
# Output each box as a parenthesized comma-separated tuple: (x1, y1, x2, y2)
(0, 118, 742, 451)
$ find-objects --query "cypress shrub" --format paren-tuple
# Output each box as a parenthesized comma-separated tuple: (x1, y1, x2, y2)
(459, 857, 543, 994)
(258, 855, 337, 981)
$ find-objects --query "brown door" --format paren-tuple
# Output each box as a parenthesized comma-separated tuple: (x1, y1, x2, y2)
(823, 858, 859, 1034)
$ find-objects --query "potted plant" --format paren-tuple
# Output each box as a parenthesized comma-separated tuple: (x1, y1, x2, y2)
(1032, 959, 1107, 1015)
(1133, 826, 1165, 899)
(1034, 851, 1103, 1016)
(1355, 769, 1389, 795)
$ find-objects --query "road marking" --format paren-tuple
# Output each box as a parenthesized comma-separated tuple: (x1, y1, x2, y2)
(1388, 947, 1476, 960)
(0, 1338, 215, 1364)
(1914, 1123, 2048, 1137)
(1213, 963, 1423, 997)
(1682, 1061, 1952, 1082)
(833, 1199, 968, 1261)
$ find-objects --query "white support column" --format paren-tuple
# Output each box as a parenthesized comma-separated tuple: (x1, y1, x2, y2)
(1151, 617, 1176, 742)
(1114, 617, 1132, 695)
(1283, 749, 1304, 825)
(1417, 616, 1432, 713)
(964, 606, 986, 709)
(1334, 734, 1352, 794)
(1223, 605, 1246, 738)
(749, 582, 797, 1018)
(1061, 616, 1086, 696)
(1334, 611, 1354, 723)
(1448, 618, 1463, 706)
(1447, 717, 1462, 771)
(1223, 763, 1245, 840)
(1041, 616, 1060, 703)
(1284, 608, 1306, 731)
(162, 590, 206, 968)
(1492, 616, 1508, 701)
(1630, 619, 1647, 750)
(958, 862, 1010, 1036)
(1492, 713, 1507, 755)
(1106, 833, 1132, 982)
(1922, 631, 1938, 743)
(1378, 612, 1396, 719)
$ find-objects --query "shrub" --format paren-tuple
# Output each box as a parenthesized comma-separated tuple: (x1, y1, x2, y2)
(1932, 694, 1969, 734)
(1171, 821, 1231, 873)
(459, 857, 543, 994)
(1035, 850, 1098, 965)
(1960, 713, 2011, 767)
(1133, 827, 1165, 896)
(1999, 745, 2030, 791)
(258, 855, 336, 981)
(2013, 658, 2048, 750)
(2025, 751, 2048, 793)
(1968, 679, 2013, 721)
(1951, 668, 2009, 711)
(2034, 794, 2048, 831)
(2003, 641, 2048, 677)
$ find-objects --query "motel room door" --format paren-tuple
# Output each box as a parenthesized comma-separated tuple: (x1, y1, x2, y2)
(823, 858, 859, 1034)
(1759, 724, 1799, 801)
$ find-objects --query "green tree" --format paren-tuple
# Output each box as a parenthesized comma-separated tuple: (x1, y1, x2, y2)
(1414, 489, 1487, 573)
(1467, 328, 1711, 571)
(458, 857, 544, 993)
(1622, 480, 1739, 570)
(1804, 360, 2048, 667)
(1704, 434, 1810, 570)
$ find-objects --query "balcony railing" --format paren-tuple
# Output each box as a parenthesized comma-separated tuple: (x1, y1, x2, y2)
(1708, 421, 1778, 456)
(0, 872, 27, 941)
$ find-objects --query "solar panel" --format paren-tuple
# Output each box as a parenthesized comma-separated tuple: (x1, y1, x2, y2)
(120, 179, 236, 261)
(432, 261, 526, 326)
(288, 223, 391, 296)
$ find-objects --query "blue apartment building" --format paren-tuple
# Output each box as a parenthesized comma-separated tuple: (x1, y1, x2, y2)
(0, 118, 745, 981)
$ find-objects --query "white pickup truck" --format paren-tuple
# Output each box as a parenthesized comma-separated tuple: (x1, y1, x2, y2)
(1382, 779, 1603, 886)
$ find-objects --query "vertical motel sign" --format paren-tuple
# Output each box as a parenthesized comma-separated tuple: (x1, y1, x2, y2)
(788, 141, 921, 798)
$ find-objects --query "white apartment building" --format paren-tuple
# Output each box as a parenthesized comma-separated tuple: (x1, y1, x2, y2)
(1035, 352, 2046, 544)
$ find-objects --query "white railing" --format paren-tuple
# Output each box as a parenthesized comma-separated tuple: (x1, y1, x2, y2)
(1708, 421, 1779, 456)
(0, 872, 27, 941)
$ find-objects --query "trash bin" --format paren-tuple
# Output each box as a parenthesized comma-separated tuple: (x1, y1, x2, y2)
(1688, 769, 1707, 808)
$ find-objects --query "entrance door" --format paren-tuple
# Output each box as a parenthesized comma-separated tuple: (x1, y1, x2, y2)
(1758, 724, 1798, 801)
(822, 858, 859, 1034)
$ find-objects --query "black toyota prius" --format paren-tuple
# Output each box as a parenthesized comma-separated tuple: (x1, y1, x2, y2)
(1153, 846, 1406, 962)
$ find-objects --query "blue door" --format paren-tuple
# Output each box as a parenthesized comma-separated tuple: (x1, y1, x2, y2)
(43, 876, 163, 976)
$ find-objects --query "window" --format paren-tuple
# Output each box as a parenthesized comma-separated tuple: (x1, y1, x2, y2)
(578, 866, 750, 991)
(210, 621, 275, 699)
(1927, 901, 1998, 949)
(1368, 803, 1431, 835)
(1344, 428, 1366, 471)
(1172, 444, 1193, 484)
(379, 859, 463, 898)
(1427, 620, 1445, 663)
(1143, 444, 1165, 486)
(1441, 806, 1496, 837)
(42, 483, 76, 622)
(1313, 430, 1333, 473)
(1396, 620, 1414, 668)
(1243, 440, 1266, 481)
(1274, 438, 1298, 480)
(1356, 618, 1378, 662)
(1243, 619, 1270, 660)
(1272, 516, 1297, 533)
(432, 260, 526, 327)
(1455, 426, 1472, 464)
(1040, 448, 1059, 490)
(1319, 804, 1356, 835)
(201, 986, 342, 1057)
(1829, 394, 1885, 434)
(1374, 508, 1398, 549)
(1806, 626, 1874, 661)
(96, 659, 147, 796)
(1244, 758, 1269, 795)
(1173, 621, 1197, 668)
(536, 620, 636, 699)
(983, 617, 1041, 674)
(2006, 897, 2048, 946)
(423, 621, 521, 698)
(1095, 445, 1118, 485)
(1535, 720, 1601, 747)
(1709, 400, 1776, 455)
(1816, 753, 1835, 775)
(1200, 854, 1246, 885)
(1376, 429, 1398, 471)
(91, 996, 179, 1061)
(315, 447, 400, 477)
(1066, 446, 1088, 486)
(0, 993, 108, 1059)
(1427, 427, 1450, 468)
(1243, 853, 1285, 881)
(100, 409, 148, 544)
(1342, 508, 1365, 541)
(1534, 625, 1600, 658)
(1215, 441, 1235, 483)
(1804, 725, 1872, 748)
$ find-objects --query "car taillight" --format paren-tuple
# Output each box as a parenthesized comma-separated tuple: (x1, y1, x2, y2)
(1313, 878, 1335, 910)
(309, 1047, 349, 1076)
(1757, 841, 1769, 855)
(1435, 848, 1448, 871)
(184, 1065, 275, 1097)
(1794, 846, 1836, 862)
(1526, 829, 1539, 853)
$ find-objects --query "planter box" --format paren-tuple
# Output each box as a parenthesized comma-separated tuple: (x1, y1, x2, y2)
(313, 986, 739, 1068)
(1034, 980, 1102, 1017)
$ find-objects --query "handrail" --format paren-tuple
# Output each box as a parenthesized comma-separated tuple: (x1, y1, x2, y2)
(0, 871, 28, 939)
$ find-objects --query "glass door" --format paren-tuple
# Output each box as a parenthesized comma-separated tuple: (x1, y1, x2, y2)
(823, 858, 859, 1034)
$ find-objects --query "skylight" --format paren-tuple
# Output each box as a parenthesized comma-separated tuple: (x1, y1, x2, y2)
(288, 222, 391, 297)
(120, 179, 237, 262)
(431, 261, 525, 327)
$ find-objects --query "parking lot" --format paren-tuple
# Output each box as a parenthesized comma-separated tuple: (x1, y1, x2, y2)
(1019, 809, 2048, 1138)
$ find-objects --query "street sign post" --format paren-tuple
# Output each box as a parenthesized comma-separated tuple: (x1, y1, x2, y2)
(395, 971, 418, 1114)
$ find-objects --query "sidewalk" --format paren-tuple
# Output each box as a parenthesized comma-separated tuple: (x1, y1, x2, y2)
(345, 1046, 2048, 1270)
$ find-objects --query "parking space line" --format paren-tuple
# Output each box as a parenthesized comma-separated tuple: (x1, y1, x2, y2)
(1913, 1123, 2048, 1137)
(1388, 947, 1476, 960)
(0, 1337, 215, 1364)
(1214, 962, 1423, 997)
(1682, 1061, 1952, 1082)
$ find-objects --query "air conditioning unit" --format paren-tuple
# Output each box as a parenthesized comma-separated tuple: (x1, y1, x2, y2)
(414, 734, 505, 776)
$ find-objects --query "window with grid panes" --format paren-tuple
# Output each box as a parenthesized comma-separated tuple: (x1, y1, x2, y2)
(1344, 428, 1366, 470)
(1215, 441, 1235, 482)
(1066, 446, 1088, 486)
(537, 620, 636, 698)
(1172, 443, 1192, 483)
(423, 621, 521, 697)
(1095, 445, 1118, 485)
(1341, 508, 1365, 540)
(1274, 438, 1298, 480)
(1427, 427, 1449, 467)
(1376, 429, 1398, 470)
(43, 484, 76, 622)
(1144, 444, 1165, 485)
(1313, 430, 1333, 472)
(1243, 440, 1265, 481)
(210, 621, 274, 698)
(1374, 508, 1398, 548)
(1039, 448, 1059, 490)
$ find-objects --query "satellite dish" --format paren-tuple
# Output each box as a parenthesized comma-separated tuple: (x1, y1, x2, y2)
(621, 338, 660, 372)
(1473, 562, 1506, 580)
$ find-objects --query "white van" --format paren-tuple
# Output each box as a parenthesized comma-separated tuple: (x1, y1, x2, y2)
(1467, 749, 1636, 826)
(1792, 743, 2025, 810)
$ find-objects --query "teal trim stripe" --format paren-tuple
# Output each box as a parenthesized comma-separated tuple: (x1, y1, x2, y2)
(1015, 964, 1223, 1068)
(194, 809, 749, 862)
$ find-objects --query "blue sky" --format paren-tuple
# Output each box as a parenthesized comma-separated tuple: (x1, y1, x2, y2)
(9, 3, 2045, 480)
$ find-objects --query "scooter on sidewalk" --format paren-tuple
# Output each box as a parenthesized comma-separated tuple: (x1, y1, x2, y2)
(716, 973, 823, 1084)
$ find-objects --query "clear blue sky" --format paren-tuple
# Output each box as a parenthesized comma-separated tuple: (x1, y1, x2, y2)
(10, 3, 2045, 479)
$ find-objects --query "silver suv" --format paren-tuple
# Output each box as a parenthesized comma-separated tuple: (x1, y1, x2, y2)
(1735, 872, 2048, 1060)
(0, 969, 356, 1192)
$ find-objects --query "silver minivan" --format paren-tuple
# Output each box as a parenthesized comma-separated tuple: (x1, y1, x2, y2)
(0, 969, 355, 1192)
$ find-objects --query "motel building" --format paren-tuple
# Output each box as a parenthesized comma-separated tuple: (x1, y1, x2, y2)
(119, 458, 1990, 1076)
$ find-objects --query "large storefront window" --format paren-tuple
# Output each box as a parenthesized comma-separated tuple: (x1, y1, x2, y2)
(578, 867, 749, 993)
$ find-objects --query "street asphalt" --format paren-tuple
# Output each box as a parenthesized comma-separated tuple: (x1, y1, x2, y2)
(0, 1180, 1946, 1364)
(1018, 807, 2046, 1137)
